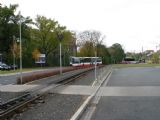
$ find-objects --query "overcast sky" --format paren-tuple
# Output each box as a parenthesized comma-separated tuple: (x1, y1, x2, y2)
(1, 0, 160, 52)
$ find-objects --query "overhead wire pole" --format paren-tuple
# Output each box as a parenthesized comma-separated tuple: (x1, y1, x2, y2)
(19, 11, 23, 84)
(91, 33, 97, 81)
(142, 46, 144, 62)
(57, 30, 63, 75)
(12, 36, 16, 71)
(95, 49, 97, 81)
(60, 42, 62, 75)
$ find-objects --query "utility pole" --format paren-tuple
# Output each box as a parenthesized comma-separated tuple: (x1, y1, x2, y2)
(141, 46, 143, 62)
(13, 36, 16, 71)
(94, 50, 97, 81)
(56, 31, 63, 75)
(19, 11, 23, 84)
(60, 42, 62, 74)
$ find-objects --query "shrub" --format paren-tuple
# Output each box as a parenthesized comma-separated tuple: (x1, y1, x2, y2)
(17, 67, 76, 84)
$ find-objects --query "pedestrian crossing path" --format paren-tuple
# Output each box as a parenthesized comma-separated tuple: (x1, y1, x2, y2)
(51, 85, 160, 96)
(0, 84, 39, 92)
(1, 84, 160, 96)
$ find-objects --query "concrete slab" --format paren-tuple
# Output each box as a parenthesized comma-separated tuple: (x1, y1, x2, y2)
(50, 85, 98, 95)
(98, 86, 160, 96)
(0, 84, 39, 92)
(2, 84, 160, 97)
(51, 86, 160, 96)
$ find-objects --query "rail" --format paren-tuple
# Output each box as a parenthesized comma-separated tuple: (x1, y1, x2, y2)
(0, 66, 103, 119)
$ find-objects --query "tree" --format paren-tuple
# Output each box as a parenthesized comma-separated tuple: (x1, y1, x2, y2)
(0, 4, 32, 64)
(97, 44, 111, 64)
(78, 41, 95, 57)
(0, 4, 18, 54)
(109, 43, 125, 64)
(151, 53, 159, 64)
(10, 40, 20, 65)
(77, 30, 105, 57)
(77, 30, 104, 46)
(32, 15, 74, 65)
(32, 15, 60, 64)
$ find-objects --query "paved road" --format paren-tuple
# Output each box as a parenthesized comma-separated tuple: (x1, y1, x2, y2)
(91, 67, 160, 120)
(107, 67, 160, 86)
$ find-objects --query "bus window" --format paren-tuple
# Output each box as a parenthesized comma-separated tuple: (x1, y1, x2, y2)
(72, 58, 80, 63)
(83, 58, 91, 63)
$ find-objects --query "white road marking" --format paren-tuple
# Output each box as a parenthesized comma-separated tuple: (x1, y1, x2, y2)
(81, 69, 112, 120)
(69, 66, 112, 120)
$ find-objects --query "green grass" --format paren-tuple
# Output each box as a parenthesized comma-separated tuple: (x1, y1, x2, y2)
(113, 64, 160, 68)
(0, 67, 50, 74)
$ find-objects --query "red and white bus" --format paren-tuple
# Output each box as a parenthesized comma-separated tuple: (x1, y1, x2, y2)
(69, 56, 102, 67)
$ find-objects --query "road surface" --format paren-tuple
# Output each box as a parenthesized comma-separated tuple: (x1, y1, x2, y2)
(91, 67, 160, 120)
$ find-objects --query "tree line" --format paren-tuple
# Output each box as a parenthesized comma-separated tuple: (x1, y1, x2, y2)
(0, 4, 125, 67)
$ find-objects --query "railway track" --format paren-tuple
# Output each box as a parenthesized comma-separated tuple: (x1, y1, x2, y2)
(0, 66, 103, 120)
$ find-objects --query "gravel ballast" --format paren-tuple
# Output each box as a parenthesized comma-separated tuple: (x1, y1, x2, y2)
(10, 66, 109, 120)
(14, 94, 87, 120)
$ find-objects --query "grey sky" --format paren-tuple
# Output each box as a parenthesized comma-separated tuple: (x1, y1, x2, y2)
(1, 0, 160, 52)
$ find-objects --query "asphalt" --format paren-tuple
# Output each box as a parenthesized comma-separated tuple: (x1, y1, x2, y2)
(91, 66, 160, 120)
(107, 67, 160, 86)
(0, 75, 17, 85)
(91, 96, 160, 120)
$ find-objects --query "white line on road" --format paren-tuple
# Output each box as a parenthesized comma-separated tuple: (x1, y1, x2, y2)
(70, 66, 112, 120)
(81, 70, 112, 120)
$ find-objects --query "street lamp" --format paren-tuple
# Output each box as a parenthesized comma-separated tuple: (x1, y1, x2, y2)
(91, 33, 97, 81)
(94, 46, 97, 81)
(19, 11, 23, 84)
(12, 36, 16, 71)
(56, 31, 63, 75)
(0, 54, 2, 63)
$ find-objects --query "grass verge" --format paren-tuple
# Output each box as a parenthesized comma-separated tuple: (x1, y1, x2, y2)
(0, 67, 51, 74)
(113, 64, 160, 68)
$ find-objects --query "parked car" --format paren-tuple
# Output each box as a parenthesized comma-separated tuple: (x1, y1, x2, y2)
(0, 64, 3, 70)
(0, 63, 11, 70)
(10, 64, 18, 70)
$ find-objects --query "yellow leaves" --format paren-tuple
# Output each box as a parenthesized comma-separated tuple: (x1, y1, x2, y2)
(11, 41, 20, 58)
(32, 49, 41, 61)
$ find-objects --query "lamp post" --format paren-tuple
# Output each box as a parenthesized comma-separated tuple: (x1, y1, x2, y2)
(94, 50, 97, 81)
(90, 32, 97, 81)
(19, 11, 23, 84)
(12, 36, 16, 71)
(57, 31, 63, 75)
(0, 54, 2, 63)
